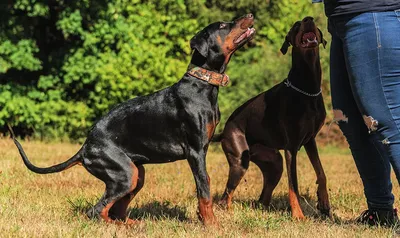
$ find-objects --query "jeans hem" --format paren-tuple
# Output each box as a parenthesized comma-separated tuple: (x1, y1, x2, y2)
(368, 203, 394, 211)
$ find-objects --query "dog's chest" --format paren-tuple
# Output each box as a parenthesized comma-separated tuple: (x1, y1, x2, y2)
(288, 98, 326, 141)
(267, 96, 325, 145)
(288, 98, 325, 125)
(176, 82, 220, 142)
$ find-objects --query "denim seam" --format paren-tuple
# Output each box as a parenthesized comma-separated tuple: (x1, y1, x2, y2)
(373, 13, 381, 48)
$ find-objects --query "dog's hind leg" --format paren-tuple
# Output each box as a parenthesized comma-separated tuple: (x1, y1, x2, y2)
(109, 164, 145, 224)
(83, 148, 140, 225)
(219, 131, 250, 209)
(304, 138, 331, 218)
(251, 145, 283, 208)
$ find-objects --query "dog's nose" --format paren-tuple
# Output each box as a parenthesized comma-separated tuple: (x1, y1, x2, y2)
(303, 16, 314, 23)
(246, 13, 253, 19)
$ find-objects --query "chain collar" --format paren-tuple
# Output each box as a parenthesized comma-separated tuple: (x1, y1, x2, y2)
(186, 64, 230, 87)
(284, 78, 322, 97)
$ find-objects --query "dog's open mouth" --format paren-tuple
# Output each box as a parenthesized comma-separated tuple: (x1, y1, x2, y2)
(301, 32, 318, 48)
(234, 27, 256, 44)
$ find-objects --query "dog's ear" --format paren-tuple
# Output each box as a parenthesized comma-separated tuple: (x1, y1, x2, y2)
(280, 35, 291, 55)
(318, 28, 327, 48)
(190, 30, 209, 58)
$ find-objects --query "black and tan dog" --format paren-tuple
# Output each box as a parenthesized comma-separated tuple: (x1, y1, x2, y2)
(11, 14, 255, 226)
(215, 17, 330, 219)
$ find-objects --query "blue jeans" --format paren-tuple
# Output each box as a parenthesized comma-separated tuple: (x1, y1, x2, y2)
(329, 10, 400, 211)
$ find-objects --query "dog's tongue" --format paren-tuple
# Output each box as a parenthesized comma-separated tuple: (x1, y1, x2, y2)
(234, 28, 254, 44)
(234, 32, 248, 44)
(302, 32, 316, 42)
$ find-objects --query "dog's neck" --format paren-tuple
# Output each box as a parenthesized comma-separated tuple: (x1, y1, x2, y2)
(190, 50, 227, 74)
(288, 49, 322, 95)
(179, 51, 225, 104)
(181, 72, 220, 106)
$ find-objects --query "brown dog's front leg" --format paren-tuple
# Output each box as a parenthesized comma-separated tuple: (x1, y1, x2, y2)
(284, 149, 305, 219)
(304, 139, 331, 218)
(187, 154, 218, 226)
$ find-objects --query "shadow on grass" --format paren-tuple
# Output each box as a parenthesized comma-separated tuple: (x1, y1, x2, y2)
(213, 193, 304, 212)
(68, 196, 364, 228)
(213, 192, 346, 222)
(68, 198, 188, 222)
(127, 201, 188, 221)
(68, 197, 95, 216)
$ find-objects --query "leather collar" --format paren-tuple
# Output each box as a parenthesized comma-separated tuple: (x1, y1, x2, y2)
(186, 64, 230, 87)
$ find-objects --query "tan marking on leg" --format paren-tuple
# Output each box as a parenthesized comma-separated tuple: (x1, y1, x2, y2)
(224, 190, 234, 209)
(288, 188, 305, 220)
(100, 202, 116, 223)
(129, 163, 139, 191)
(108, 162, 140, 225)
(206, 123, 216, 140)
(198, 198, 218, 226)
(284, 150, 305, 220)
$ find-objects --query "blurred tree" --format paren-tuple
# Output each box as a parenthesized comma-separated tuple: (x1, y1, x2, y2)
(0, 0, 332, 142)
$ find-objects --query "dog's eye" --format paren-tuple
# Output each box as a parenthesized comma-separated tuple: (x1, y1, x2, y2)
(219, 23, 227, 29)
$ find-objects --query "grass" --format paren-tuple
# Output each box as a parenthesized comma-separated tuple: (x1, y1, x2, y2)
(0, 138, 399, 237)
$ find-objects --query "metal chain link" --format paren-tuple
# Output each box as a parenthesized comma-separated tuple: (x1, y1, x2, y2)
(284, 78, 322, 97)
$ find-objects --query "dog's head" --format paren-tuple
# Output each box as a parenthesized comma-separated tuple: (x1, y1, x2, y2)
(280, 17, 327, 55)
(190, 14, 255, 73)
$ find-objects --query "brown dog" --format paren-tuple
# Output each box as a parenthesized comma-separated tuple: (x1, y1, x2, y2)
(214, 17, 330, 219)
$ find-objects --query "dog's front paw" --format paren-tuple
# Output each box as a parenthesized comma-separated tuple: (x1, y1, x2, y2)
(123, 218, 141, 226)
(317, 201, 333, 220)
(291, 211, 306, 220)
(317, 189, 332, 219)
(217, 199, 231, 210)
(217, 192, 233, 210)
(318, 207, 331, 215)
(86, 208, 100, 220)
(200, 212, 219, 227)
(317, 206, 333, 220)
(317, 200, 331, 218)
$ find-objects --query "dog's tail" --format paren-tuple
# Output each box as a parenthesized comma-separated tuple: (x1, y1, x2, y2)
(8, 124, 82, 174)
(211, 133, 223, 143)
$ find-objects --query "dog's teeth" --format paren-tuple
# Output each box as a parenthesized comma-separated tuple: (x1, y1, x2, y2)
(307, 38, 317, 43)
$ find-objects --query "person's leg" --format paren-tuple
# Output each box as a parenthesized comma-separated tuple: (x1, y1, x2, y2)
(371, 10, 400, 180)
(328, 14, 394, 213)
(340, 11, 400, 186)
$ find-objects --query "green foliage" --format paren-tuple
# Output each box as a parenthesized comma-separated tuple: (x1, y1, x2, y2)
(0, 0, 330, 141)
(0, 40, 42, 73)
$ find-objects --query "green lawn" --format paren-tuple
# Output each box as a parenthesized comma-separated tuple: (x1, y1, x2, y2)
(0, 138, 398, 237)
